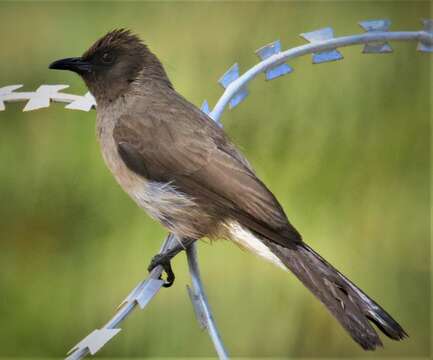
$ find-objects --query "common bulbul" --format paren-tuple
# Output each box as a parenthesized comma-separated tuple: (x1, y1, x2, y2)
(49, 29, 407, 350)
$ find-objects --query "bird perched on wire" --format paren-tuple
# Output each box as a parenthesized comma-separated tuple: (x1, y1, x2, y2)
(49, 29, 407, 350)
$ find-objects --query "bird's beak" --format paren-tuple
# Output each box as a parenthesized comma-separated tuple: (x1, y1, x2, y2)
(49, 57, 92, 74)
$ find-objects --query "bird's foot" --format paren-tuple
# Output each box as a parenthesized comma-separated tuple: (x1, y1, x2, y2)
(148, 253, 175, 288)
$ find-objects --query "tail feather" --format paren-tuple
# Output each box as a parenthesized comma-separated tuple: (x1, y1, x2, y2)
(303, 244, 408, 341)
(263, 239, 408, 350)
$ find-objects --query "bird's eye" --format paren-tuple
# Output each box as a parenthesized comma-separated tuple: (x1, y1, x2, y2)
(101, 52, 114, 64)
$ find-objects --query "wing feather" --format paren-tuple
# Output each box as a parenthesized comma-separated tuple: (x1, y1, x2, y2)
(113, 92, 302, 247)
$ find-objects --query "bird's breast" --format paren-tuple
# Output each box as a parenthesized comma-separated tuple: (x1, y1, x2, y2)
(95, 110, 203, 238)
(96, 111, 142, 192)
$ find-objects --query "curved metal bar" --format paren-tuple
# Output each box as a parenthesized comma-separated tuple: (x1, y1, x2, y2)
(186, 245, 228, 359)
(66, 234, 177, 360)
(210, 30, 431, 120)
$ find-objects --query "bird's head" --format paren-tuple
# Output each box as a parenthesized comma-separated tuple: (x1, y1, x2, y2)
(49, 29, 171, 103)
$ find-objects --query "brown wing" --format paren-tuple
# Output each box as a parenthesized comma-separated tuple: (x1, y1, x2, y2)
(113, 92, 302, 247)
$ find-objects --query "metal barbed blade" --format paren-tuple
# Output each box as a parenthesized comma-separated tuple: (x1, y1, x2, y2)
(359, 19, 393, 53)
(229, 88, 248, 109)
(218, 63, 240, 89)
(67, 328, 121, 356)
(421, 18, 433, 32)
(300, 27, 343, 63)
(134, 278, 164, 309)
(265, 64, 293, 81)
(359, 19, 391, 32)
(200, 100, 210, 115)
(23, 85, 69, 111)
(118, 278, 164, 310)
(116, 281, 142, 310)
(363, 42, 393, 54)
(218, 63, 248, 108)
(300, 27, 335, 42)
(0, 85, 23, 111)
(255, 40, 293, 80)
(65, 92, 96, 111)
(417, 19, 433, 52)
(312, 50, 343, 63)
(255, 40, 281, 59)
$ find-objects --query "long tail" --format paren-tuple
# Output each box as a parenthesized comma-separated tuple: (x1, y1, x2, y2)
(262, 239, 408, 350)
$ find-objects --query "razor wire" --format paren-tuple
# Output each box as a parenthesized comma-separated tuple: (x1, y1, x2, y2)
(0, 19, 431, 359)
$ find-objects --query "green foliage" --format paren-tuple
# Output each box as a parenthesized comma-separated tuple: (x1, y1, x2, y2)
(0, 1, 430, 358)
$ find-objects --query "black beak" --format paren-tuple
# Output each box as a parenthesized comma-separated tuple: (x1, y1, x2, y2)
(49, 57, 92, 74)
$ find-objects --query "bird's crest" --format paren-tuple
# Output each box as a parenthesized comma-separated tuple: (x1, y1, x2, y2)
(82, 29, 145, 59)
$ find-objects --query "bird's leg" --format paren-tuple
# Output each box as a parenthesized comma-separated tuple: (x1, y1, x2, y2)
(148, 237, 196, 287)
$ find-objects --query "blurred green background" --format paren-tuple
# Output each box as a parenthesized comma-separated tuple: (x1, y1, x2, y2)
(0, 1, 430, 359)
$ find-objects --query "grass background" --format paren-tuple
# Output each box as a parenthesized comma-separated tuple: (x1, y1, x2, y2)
(0, 1, 430, 358)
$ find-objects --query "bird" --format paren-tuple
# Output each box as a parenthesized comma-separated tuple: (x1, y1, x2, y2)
(49, 29, 407, 350)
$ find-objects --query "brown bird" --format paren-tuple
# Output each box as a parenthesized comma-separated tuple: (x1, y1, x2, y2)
(49, 29, 407, 350)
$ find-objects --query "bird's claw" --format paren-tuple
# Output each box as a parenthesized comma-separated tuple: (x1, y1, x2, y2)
(148, 253, 175, 288)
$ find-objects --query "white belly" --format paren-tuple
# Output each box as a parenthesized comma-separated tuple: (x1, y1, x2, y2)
(96, 112, 200, 237)
(226, 221, 287, 271)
